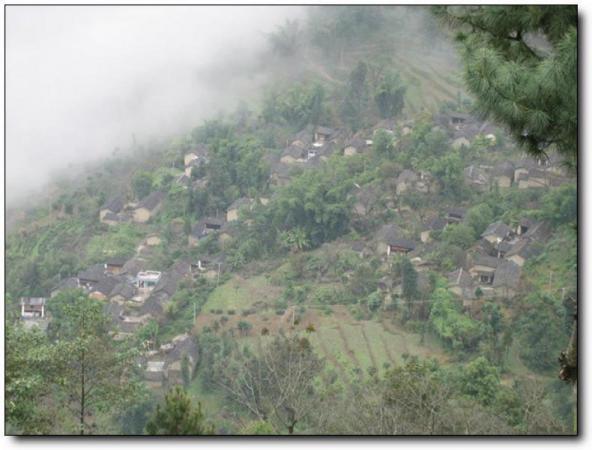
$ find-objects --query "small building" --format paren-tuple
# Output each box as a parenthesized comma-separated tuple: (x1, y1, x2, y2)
(420, 216, 447, 243)
(314, 126, 335, 143)
(145, 360, 167, 389)
(516, 217, 534, 236)
(188, 217, 225, 247)
(445, 207, 467, 225)
(395, 169, 419, 195)
(491, 260, 521, 298)
(77, 264, 108, 290)
(133, 191, 165, 223)
(109, 281, 136, 303)
(469, 254, 500, 285)
(377, 224, 416, 256)
(100, 196, 125, 223)
(343, 137, 368, 157)
(493, 161, 515, 188)
(280, 145, 307, 165)
(20, 297, 47, 319)
(504, 238, 543, 267)
(89, 277, 119, 301)
(136, 271, 162, 289)
(480, 221, 513, 246)
(50, 277, 80, 298)
(464, 165, 490, 190)
(105, 257, 126, 275)
(166, 334, 199, 386)
(447, 268, 475, 306)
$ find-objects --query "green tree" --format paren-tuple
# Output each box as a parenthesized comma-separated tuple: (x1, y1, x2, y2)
(433, 5, 577, 166)
(459, 356, 501, 406)
(441, 223, 475, 250)
(132, 171, 154, 200)
(145, 387, 214, 435)
(340, 62, 369, 131)
(373, 129, 395, 158)
(374, 71, 406, 119)
(5, 324, 60, 434)
(465, 203, 495, 239)
(49, 291, 141, 434)
(518, 293, 567, 372)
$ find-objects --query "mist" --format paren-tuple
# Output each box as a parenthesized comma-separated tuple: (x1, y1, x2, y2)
(6, 5, 305, 208)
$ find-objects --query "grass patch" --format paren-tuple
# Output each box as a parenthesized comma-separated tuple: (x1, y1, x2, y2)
(202, 275, 281, 312)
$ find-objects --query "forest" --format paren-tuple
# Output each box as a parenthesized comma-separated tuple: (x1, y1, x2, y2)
(5, 5, 577, 436)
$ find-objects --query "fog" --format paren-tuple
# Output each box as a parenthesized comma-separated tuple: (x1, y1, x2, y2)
(6, 5, 305, 207)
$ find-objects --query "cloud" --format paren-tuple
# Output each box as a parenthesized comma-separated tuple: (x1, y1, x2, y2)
(6, 5, 304, 204)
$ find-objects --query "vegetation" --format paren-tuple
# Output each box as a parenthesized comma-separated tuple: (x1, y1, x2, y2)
(5, 5, 576, 436)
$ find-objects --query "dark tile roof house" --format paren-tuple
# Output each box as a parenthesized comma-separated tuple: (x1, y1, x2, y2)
(91, 276, 119, 297)
(472, 254, 501, 270)
(137, 191, 165, 211)
(378, 224, 416, 253)
(481, 222, 513, 241)
(101, 196, 125, 214)
(448, 268, 475, 292)
(397, 169, 419, 184)
(445, 207, 467, 223)
(106, 257, 127, 268)
(190, 217, 225, 240)
(51, 277, 80, 296)
(78, 264, 108, 286)
(424, 216, 448, 232)
(522, 221, 552, 241)
(492, 260, 522, 291)
(464, 165, 490, 187)
(109, 281, 136, 301)
(493, 161, 515, 178)
(282, 145, 307, 159)
(291, 126, 314, 146)
(505, 238, 544, 262)
(315, 126, 335, 139)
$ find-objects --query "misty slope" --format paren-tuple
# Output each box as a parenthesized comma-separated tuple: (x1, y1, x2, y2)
(6, 6, 576, 435)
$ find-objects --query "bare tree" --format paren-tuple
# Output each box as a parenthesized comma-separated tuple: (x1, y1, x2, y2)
(216, 335, 323, 434)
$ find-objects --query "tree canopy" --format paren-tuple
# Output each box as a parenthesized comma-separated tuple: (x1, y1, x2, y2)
(433, 6, 577, 167)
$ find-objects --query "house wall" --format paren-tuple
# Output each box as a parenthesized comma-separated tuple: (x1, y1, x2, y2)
(146, 235, 161, 246)
(227, 209, 239, 222)
(280, 155, 297, 165)
(395, 182, 408, 195)
(89, 291, 107, 301)
(133, 208, 151, 223)
(420, 230, 431, 243)
(508, 254, 525, 267)
(188, 235, 199, 248)
(495, 175, 512, 188)
(344, 146, 357, 157)
(102, 217, 120, 226)
(184, 153, 198, 166)
(469, 265, 496, 277)
(483, 235, 499, 245)
(99, 209, 110, 221)
(452, 137, 470, 150)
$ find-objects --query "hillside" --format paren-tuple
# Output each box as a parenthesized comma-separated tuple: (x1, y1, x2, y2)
(6, 6, 577, 436)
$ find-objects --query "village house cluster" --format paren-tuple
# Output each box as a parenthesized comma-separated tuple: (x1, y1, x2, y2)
(18, 109, 571, 391)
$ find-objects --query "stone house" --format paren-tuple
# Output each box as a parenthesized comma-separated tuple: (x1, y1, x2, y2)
(133, 191, 165, 223)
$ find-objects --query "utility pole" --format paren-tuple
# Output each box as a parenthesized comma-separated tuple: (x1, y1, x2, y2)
(217, 262, 222, 287)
